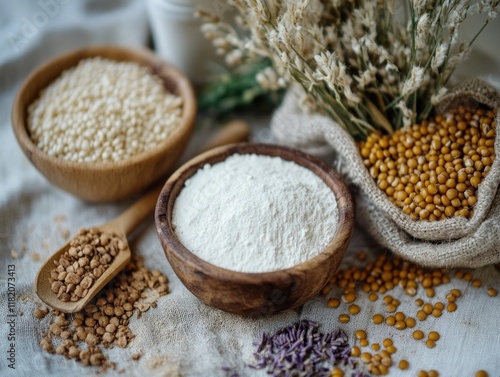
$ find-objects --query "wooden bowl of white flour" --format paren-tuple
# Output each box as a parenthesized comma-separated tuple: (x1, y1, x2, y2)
(155, 143, 354, 315)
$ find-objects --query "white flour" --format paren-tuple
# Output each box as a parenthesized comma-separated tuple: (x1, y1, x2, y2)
(172, 154, 339, 273)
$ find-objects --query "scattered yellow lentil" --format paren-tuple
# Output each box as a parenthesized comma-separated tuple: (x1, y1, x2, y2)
(426, 339, 436, 348)
(428, 370, 439, 377)
(447, 302, 457, 312)
(415, 298, 424, 306)
(383, 338, 393, 348)
(475, 370, 489, 377)
(359, 339, 369, 347)
(371, 343, 381, 351)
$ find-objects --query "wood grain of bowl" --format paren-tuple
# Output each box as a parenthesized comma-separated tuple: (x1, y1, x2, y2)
(11, 45, 196, 202)
(155, 143, 354, 316)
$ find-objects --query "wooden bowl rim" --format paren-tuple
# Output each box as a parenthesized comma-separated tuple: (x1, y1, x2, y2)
(155, 143, 355, 283)
(11, 44, 196, 172)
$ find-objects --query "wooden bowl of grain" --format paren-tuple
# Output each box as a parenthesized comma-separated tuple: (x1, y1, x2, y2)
(11, 45, 196, 202)
(155, 143, 354, 316)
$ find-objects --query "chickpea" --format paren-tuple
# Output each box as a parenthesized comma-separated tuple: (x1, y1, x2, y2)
(359, 107, 496, 221)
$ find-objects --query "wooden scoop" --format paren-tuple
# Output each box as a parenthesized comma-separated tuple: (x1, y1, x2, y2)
(35, 120, 251, 313)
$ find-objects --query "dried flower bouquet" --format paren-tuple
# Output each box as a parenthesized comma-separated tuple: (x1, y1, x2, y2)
(200, 0, 498, 139)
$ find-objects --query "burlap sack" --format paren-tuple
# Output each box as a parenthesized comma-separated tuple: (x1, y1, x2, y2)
(271, 80, 500, 268)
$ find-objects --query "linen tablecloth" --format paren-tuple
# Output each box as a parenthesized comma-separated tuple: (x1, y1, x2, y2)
(1, 2, 499, 376)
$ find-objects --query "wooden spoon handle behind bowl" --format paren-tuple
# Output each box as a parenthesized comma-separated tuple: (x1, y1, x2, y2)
(104, 120, 251, 235)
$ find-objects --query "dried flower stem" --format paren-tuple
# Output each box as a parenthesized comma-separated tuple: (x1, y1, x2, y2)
(200, 0, 498, 139)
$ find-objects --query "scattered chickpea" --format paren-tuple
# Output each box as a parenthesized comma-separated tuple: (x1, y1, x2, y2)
(447, 302, 457, 312)
(338, 314, 350, 323)
(413, 330, 425, 340)
(348, 304, 361, 315)
(398, 359, 409, 370)
(331, 367, 344, 377)
(373, 314, 384, 324)
(434, 302, 444, 311)
(371, 343, 381, 351)
(359, 339, 369, 347)
(486, 288, 498, 297)
(472, 279, 483, 288)
(475, 370, 489, 377)
(385, 316, 396, 326)
(423, 303, 433, 314)
(386, 345, 397, 354)
(327, 298, 341, 308)
(361, 352, 372, 363)
(417, 310, 428, 321)
(405, 317, 416, 328)
(343, 292, 357, 303)
(369, 292, 379, 301)
(395, 321, 406, 330)
(432, 308, 442, 318)
(428, 331, 440, 341)
(426, 340, 436, 348)
(359, 107, 496, 221)
(351, 346, 361, 357)
(355, 330, 367, 340)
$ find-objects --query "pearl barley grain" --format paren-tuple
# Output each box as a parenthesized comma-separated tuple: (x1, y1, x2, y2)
(27, 57, 183, 163)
